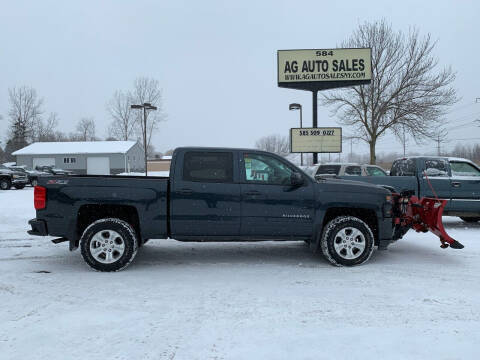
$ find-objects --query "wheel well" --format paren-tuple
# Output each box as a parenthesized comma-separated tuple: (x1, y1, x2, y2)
(76, 204, 141, 246)
(322, 207, 378, 244)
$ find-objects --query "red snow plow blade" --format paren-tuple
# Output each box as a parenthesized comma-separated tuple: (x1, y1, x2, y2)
(393, 194, 464, 249)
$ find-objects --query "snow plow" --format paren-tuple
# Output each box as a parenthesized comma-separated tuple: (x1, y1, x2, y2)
(391, 190, 464, 249)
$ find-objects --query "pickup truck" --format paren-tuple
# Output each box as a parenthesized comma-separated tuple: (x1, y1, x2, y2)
(28, 148, 462, 272)
(0, 164, 29, 190)
(335, 156, 480, 223)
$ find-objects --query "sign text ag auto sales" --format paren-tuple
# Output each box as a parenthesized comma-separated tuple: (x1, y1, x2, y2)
(277, 48, 372, 84)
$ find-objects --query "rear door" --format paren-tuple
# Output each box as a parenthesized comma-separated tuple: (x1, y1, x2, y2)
(419, 158, 452, 203)
(239, 152, 314, 238)
(448, 160, 480, 213)
(170, 150, 241, 237)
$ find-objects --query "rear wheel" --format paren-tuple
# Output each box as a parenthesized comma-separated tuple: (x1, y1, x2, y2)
(460, 217, 480, 223)
(0, 179, 11, 190)
(320, 216, 374, 266)
(80, 218, 138, 272)
(30, 179, 38, 187)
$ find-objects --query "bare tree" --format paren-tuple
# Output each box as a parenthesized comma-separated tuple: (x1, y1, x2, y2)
(255, 134, 290, 156)
(322, 20, 458, 164)
(130, 77, 166, 153)
(33, 112, 59, 142)
(107, 90, 136, 140)
(7, 86, 44, 150)
(75, 117, 96, 141)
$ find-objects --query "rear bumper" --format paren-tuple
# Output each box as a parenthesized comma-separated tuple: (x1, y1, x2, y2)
(28, 218, 48, 236)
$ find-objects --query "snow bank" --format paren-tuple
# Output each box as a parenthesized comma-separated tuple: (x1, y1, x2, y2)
(1, 188, 479, 359)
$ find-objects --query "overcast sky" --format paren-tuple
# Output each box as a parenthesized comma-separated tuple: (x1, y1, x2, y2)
(1, 0, 479, 158)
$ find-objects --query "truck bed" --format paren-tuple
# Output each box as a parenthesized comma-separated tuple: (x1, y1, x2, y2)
(36, 175, 169, 247)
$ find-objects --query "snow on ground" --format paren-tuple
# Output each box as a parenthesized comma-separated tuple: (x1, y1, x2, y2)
(1, 188, 479, 360)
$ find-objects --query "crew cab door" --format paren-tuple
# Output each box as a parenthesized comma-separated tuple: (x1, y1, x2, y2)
(448, 160, 480, 213)
(170, 150, 241, 237)
(419, 158, 452, 208)
(239, 152, 314, 238)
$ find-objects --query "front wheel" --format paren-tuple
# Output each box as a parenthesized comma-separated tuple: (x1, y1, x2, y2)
(0, 179, 11, 190)
(80, 218, 138, 272)
(320, 216, 375, 266)
(459, 217, 480, 223)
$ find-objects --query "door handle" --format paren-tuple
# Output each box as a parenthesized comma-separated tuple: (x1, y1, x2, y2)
(245, 190, 261, 196)
(452, 182, 461, 188)
(179, 188, 193, 195)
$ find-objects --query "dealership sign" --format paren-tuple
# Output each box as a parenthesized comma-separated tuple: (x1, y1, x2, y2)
(278, 48, 372, 90)
(290, 127, 342, 153)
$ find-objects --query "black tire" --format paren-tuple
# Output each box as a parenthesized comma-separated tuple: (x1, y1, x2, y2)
(80, 218, 138, 272)
(14, 184, 26, 190)
(0, 178, 11, 190)
(31, 179, 38, 187)
(320, 216, 375, 267)
(460, 217, 480, 223)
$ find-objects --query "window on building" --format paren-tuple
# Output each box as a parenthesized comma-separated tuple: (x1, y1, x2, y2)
(63, 157, 76, 164)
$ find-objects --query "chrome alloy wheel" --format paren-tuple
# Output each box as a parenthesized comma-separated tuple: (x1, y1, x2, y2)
(333, 227, 366, 260)
(89, 230, 125, 264)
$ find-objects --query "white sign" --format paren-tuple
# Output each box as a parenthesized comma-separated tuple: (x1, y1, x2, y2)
(278, 48, 372, 84)
(290, 128, 342, 153)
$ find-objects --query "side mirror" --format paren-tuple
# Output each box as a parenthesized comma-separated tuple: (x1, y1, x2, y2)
(291, 172, 304, 186)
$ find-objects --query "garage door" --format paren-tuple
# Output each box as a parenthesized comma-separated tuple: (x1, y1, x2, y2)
(87, 157, 110, 175)
(33, 157, 55, 169)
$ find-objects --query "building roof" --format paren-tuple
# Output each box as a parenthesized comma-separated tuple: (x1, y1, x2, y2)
(12, 141, 137, 156)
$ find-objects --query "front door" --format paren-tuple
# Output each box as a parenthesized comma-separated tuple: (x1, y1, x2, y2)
(449, 160, 480, 213)
(239, 152, 314, 238)
(170, 150, 241, 237)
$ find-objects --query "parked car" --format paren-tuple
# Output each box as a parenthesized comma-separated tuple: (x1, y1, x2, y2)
(314, 163, 388, 178)
(333, 156, 480, 222)
(0, 164, 29, 190)
(6, 165, 49, 187)
(35, 165, 74, 176)
(28, 147, 463, 272)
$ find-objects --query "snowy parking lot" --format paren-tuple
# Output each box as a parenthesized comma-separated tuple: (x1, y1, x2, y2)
(1, 188, 479, 360)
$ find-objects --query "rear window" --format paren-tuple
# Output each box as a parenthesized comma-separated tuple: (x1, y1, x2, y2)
(390, 159, 416, 176)
(183, 152, 233, 183)
(316, 165, 341, 176)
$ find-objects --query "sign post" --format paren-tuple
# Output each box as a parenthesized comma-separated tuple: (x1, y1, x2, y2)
(277, 48, 372, 163)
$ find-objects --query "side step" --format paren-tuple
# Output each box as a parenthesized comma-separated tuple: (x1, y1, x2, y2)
(51, 237, 68, 244)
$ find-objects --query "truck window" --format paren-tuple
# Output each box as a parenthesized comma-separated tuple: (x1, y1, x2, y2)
(344, 166, 362, 176)
(366, 166, 387, 176)
(390, 159, 416, 176)
(424, 159, 448, 177)
(244, 153, 293, 185)
(450, 161, 480, 177)
(316, 165, 341, 176)
(183, 152, 233, 183)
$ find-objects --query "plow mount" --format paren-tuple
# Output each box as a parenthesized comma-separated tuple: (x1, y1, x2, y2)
(392, 192, 464, 249)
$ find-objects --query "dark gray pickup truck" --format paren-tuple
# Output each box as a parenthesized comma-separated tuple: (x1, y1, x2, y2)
(28, 147, 461, 272)
(330, 156, 480, 222)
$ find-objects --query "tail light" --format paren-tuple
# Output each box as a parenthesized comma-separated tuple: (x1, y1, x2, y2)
(34, 186, 46, 210)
